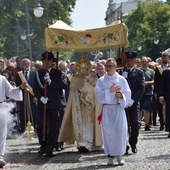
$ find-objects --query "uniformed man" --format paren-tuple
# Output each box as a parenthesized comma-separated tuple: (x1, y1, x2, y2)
(123, 51, 145, 154)
(34, 52, 67, 157)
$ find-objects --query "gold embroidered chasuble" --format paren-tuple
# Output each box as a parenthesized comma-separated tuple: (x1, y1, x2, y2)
(58, 72, 102, 147)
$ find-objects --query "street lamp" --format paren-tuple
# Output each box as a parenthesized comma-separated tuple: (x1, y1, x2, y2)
(154, 38, 159, 45)
(33, 0, 44, 17)
(137, 45, 142, 51)
(95, 51, 103, 60)
(91, 51, 103, 61)
(21, 30, 33, 40)
(24, 0, 43, 61)
(21, 30, 27, 40)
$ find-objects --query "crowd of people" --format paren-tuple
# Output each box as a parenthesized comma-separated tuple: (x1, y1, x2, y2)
(0, 50, 170, 167)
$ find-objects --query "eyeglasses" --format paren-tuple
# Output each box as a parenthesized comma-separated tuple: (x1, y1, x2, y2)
(105, 65, 115, 68)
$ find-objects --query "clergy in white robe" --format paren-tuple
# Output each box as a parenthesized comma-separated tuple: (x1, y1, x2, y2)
(58, 71, 103, 152)
(0, 75, 23, 168)
(94, 58, 131, 165)
(58, 56, 102, 153)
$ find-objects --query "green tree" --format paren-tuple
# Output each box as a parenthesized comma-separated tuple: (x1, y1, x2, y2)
(126, 0, 170, 61)
(0, 0, 76, 60)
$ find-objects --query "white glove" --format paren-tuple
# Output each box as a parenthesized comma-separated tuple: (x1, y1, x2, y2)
(122, 71, 128, 78)
(44, 73, 51, 85)
(126, 99, 134, 108)
(40, 96, 49, 104)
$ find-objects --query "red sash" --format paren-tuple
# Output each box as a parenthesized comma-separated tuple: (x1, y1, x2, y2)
(97, 103, 118, 124)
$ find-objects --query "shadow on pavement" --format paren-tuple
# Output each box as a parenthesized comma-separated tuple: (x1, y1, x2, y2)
(148, 154, 170, 161)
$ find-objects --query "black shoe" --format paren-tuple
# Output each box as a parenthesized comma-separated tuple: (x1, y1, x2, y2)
(132, 147, 137, 153)
(46, 152, 55, 157)
(145, 125, 151, 131)
(125, 146, 129, 155)
(168, 132, 170, 138)
(160, 126, 164, 131)
(56, 147, 61, 151)
(60, 146, 64, 150)
(38, 148, 46, 155)
(59, 142, 64, 150)
(78, 146, 89, 153)
(160, 122, 165, 131)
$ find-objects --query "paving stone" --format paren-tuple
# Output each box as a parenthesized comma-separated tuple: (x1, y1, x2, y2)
(3, 122, 170, 170)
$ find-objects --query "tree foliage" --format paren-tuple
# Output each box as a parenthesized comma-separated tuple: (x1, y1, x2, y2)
(126, 0, 170, 61)
(0, 0, 76, 60)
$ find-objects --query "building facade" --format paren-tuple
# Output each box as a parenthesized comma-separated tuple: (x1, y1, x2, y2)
(104, 0, 165, 25)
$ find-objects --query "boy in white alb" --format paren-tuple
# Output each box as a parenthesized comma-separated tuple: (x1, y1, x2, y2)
(94, 58, 131, 165)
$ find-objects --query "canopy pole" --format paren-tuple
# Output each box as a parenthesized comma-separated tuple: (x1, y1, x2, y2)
(43, 51, 48, 141)
(121, 47, 126, 68)
(118, 47, 121, 59)
(56, 51, 59, 68)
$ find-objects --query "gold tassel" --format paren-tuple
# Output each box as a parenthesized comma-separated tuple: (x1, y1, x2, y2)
(24, 90, 35, 140)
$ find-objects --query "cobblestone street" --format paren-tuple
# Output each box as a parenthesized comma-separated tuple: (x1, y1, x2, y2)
(2, 122, 170, 170)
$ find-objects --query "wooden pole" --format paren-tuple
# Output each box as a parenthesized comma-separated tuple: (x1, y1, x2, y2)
(118, 47, 121, 59)
(42, 51, 48, 141)
(56, 51, 59, 68)
(121, 47, 126, 68)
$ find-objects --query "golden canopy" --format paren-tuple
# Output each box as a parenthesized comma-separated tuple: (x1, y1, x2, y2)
(44, 20, 128, 52)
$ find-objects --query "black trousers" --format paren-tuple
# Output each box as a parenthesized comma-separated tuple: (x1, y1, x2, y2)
(126, 103, 140, 148)
(58, 108, 65, 147)
(37, 108, 59, 153)
(157, 100, 164, 127)
(151, 96, 157, 125)
(165, 101, 170, 131)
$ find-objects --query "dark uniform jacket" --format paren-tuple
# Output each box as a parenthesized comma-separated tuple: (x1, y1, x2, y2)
(154, 65, 168, 97)
(126, 67, 145, 103)
(159, 68, 170, 101)
(34, 68, 67, 110)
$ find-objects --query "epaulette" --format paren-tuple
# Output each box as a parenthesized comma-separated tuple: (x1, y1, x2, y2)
(66, 74, 72, 82)
(157, 65, 163, 75)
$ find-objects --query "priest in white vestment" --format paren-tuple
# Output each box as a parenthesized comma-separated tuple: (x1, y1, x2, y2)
(58, 56, 102, 153)
(0, 75, 25, 168)
(94, 58, 131, 166)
